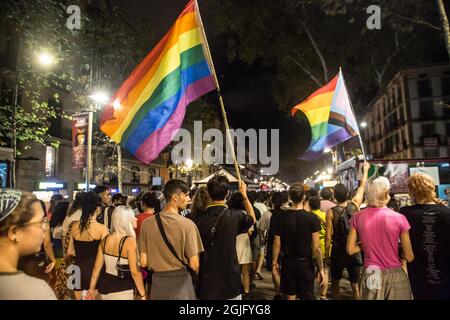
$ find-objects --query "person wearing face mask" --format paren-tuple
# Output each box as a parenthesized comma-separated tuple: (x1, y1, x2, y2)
(399, 173, 450, 300)
(0, 190, 57, 299)
(66, 191, 109, 300)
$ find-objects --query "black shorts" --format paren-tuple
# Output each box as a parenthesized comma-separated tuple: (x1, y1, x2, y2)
(330, 246, 362, 283)
(280, 257, 315, 300)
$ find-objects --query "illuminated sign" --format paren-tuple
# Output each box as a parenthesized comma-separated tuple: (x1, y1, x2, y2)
(131, 188, 141, 194)
(77, 183, 97, 190)
(0, 162, 7, 188)
(36, 181, 67, 191)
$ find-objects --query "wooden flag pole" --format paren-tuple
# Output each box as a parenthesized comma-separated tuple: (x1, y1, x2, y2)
(338, 67, 367, 160)
(194, 0, 242, 182)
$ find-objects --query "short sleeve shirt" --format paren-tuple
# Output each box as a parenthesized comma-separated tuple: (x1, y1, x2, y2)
(138, 212, 204, 272)
(274, 209, 321, 260)
(193, 204, 254, 299)
(350, 207, 410, 269)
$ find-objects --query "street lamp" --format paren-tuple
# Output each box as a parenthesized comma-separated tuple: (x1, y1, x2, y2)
(85, 90, 110, 191)
(11, 48, 56, 188)
(36, 51, 56, 67)
(360, 121, 367, 128)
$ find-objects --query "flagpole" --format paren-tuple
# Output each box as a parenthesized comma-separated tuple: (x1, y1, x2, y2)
(338, 67, 366, 160)
(194, 0, 242, 182)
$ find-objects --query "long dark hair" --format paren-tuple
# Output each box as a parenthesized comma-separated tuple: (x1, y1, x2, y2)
(79, 192, 102, 232)
(67, 192, 84, 217)
(50, 201, 70, 229)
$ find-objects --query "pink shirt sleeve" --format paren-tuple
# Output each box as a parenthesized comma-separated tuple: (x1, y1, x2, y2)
(350, 213, 358, 230)
(397, 214, 411, 233)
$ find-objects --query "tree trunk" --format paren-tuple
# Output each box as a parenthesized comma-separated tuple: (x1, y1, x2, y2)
(437, 0, 450, 60)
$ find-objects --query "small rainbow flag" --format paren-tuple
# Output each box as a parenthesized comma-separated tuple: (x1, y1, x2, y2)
(100, 0, 216, 164)
(291, 70, 360, 160)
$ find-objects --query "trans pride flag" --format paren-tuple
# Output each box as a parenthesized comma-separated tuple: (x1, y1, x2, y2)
(100, 0, 216, 164)
(291, 70, 360, 160)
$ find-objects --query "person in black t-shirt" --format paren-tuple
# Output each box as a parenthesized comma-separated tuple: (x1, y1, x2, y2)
(264, 191, 289, 299)
(399, 173, 450, 300)
(272, 183, 325, 300)
(193, 175, 256, 300)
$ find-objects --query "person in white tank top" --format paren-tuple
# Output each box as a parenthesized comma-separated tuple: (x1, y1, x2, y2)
(86, 206, 146, 300)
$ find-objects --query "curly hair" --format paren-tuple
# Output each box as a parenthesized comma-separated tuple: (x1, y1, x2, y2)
(407, 173, 436, 203)
(191, 186, 210, 215)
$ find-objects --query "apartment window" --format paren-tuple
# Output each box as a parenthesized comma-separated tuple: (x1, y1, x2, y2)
(442, 77, 450, 96)
(422, 124, 435, 136)
(417, 79, 432, 97)
(396, 87, 401, 106)
(446, 123, 450, 136)
(419, 100, 434, 118)
(399, 108, 405, 124)
(424, 148, 439, 158)
(45, 146, 56, 177)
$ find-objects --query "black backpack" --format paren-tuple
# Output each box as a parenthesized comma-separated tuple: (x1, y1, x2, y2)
(332, 203, 355, 247)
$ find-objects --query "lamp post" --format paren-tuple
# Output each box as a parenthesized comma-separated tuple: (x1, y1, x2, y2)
(10, 45, 56, 188)
(86, 90, 109, 192)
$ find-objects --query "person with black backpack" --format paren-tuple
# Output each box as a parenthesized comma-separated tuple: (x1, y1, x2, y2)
(325, 161, 370, 300)
(193, 175, 256, 300)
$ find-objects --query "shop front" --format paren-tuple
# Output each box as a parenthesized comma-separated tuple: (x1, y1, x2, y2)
(33, 180, 68, 202)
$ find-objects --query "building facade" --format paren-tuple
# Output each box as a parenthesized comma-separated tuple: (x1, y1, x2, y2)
(363, 64, 450, 160)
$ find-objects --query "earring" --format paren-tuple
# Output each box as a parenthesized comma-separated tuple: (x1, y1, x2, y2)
(13, 238, 19, 244)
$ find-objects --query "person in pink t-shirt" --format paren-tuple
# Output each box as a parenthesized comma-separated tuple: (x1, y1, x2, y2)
(347, 176, 414, 300)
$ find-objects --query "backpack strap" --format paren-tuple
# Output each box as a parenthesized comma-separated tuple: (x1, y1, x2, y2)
(210, 207, 228, 247)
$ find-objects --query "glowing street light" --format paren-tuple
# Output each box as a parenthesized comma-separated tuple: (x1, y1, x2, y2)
(324, 148, 332, 153)
(360, 121, 368, 128)
(113, 99, 121, 110)
(186, 159, 194, 169)
(37, 51, 56, 67)
(89, 91, 110, 104)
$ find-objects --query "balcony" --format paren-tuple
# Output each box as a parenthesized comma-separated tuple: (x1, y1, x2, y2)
(421, 135, 439, 147)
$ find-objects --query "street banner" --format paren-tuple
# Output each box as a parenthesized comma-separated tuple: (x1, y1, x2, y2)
(72, 114, 89, 169)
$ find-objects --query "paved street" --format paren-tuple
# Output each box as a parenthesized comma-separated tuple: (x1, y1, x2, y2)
(250, 269, 354, 300)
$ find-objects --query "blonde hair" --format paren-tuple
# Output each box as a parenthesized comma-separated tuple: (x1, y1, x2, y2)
(407, 173, 436, 203)
(110, 206, 136, 238)
(366, 176, 390, 207)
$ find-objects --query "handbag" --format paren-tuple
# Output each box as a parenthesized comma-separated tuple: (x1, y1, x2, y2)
(116, 236, 132, 280)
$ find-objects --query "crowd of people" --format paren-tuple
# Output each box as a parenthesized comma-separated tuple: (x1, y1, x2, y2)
(0, 164, 449, 300)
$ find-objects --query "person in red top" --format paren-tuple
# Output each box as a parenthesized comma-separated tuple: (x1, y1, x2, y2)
(135, 192, 159, 238)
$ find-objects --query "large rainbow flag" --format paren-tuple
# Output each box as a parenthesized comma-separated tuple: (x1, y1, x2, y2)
(100, 0, 216, 164)
(291, 70, 360, 160)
